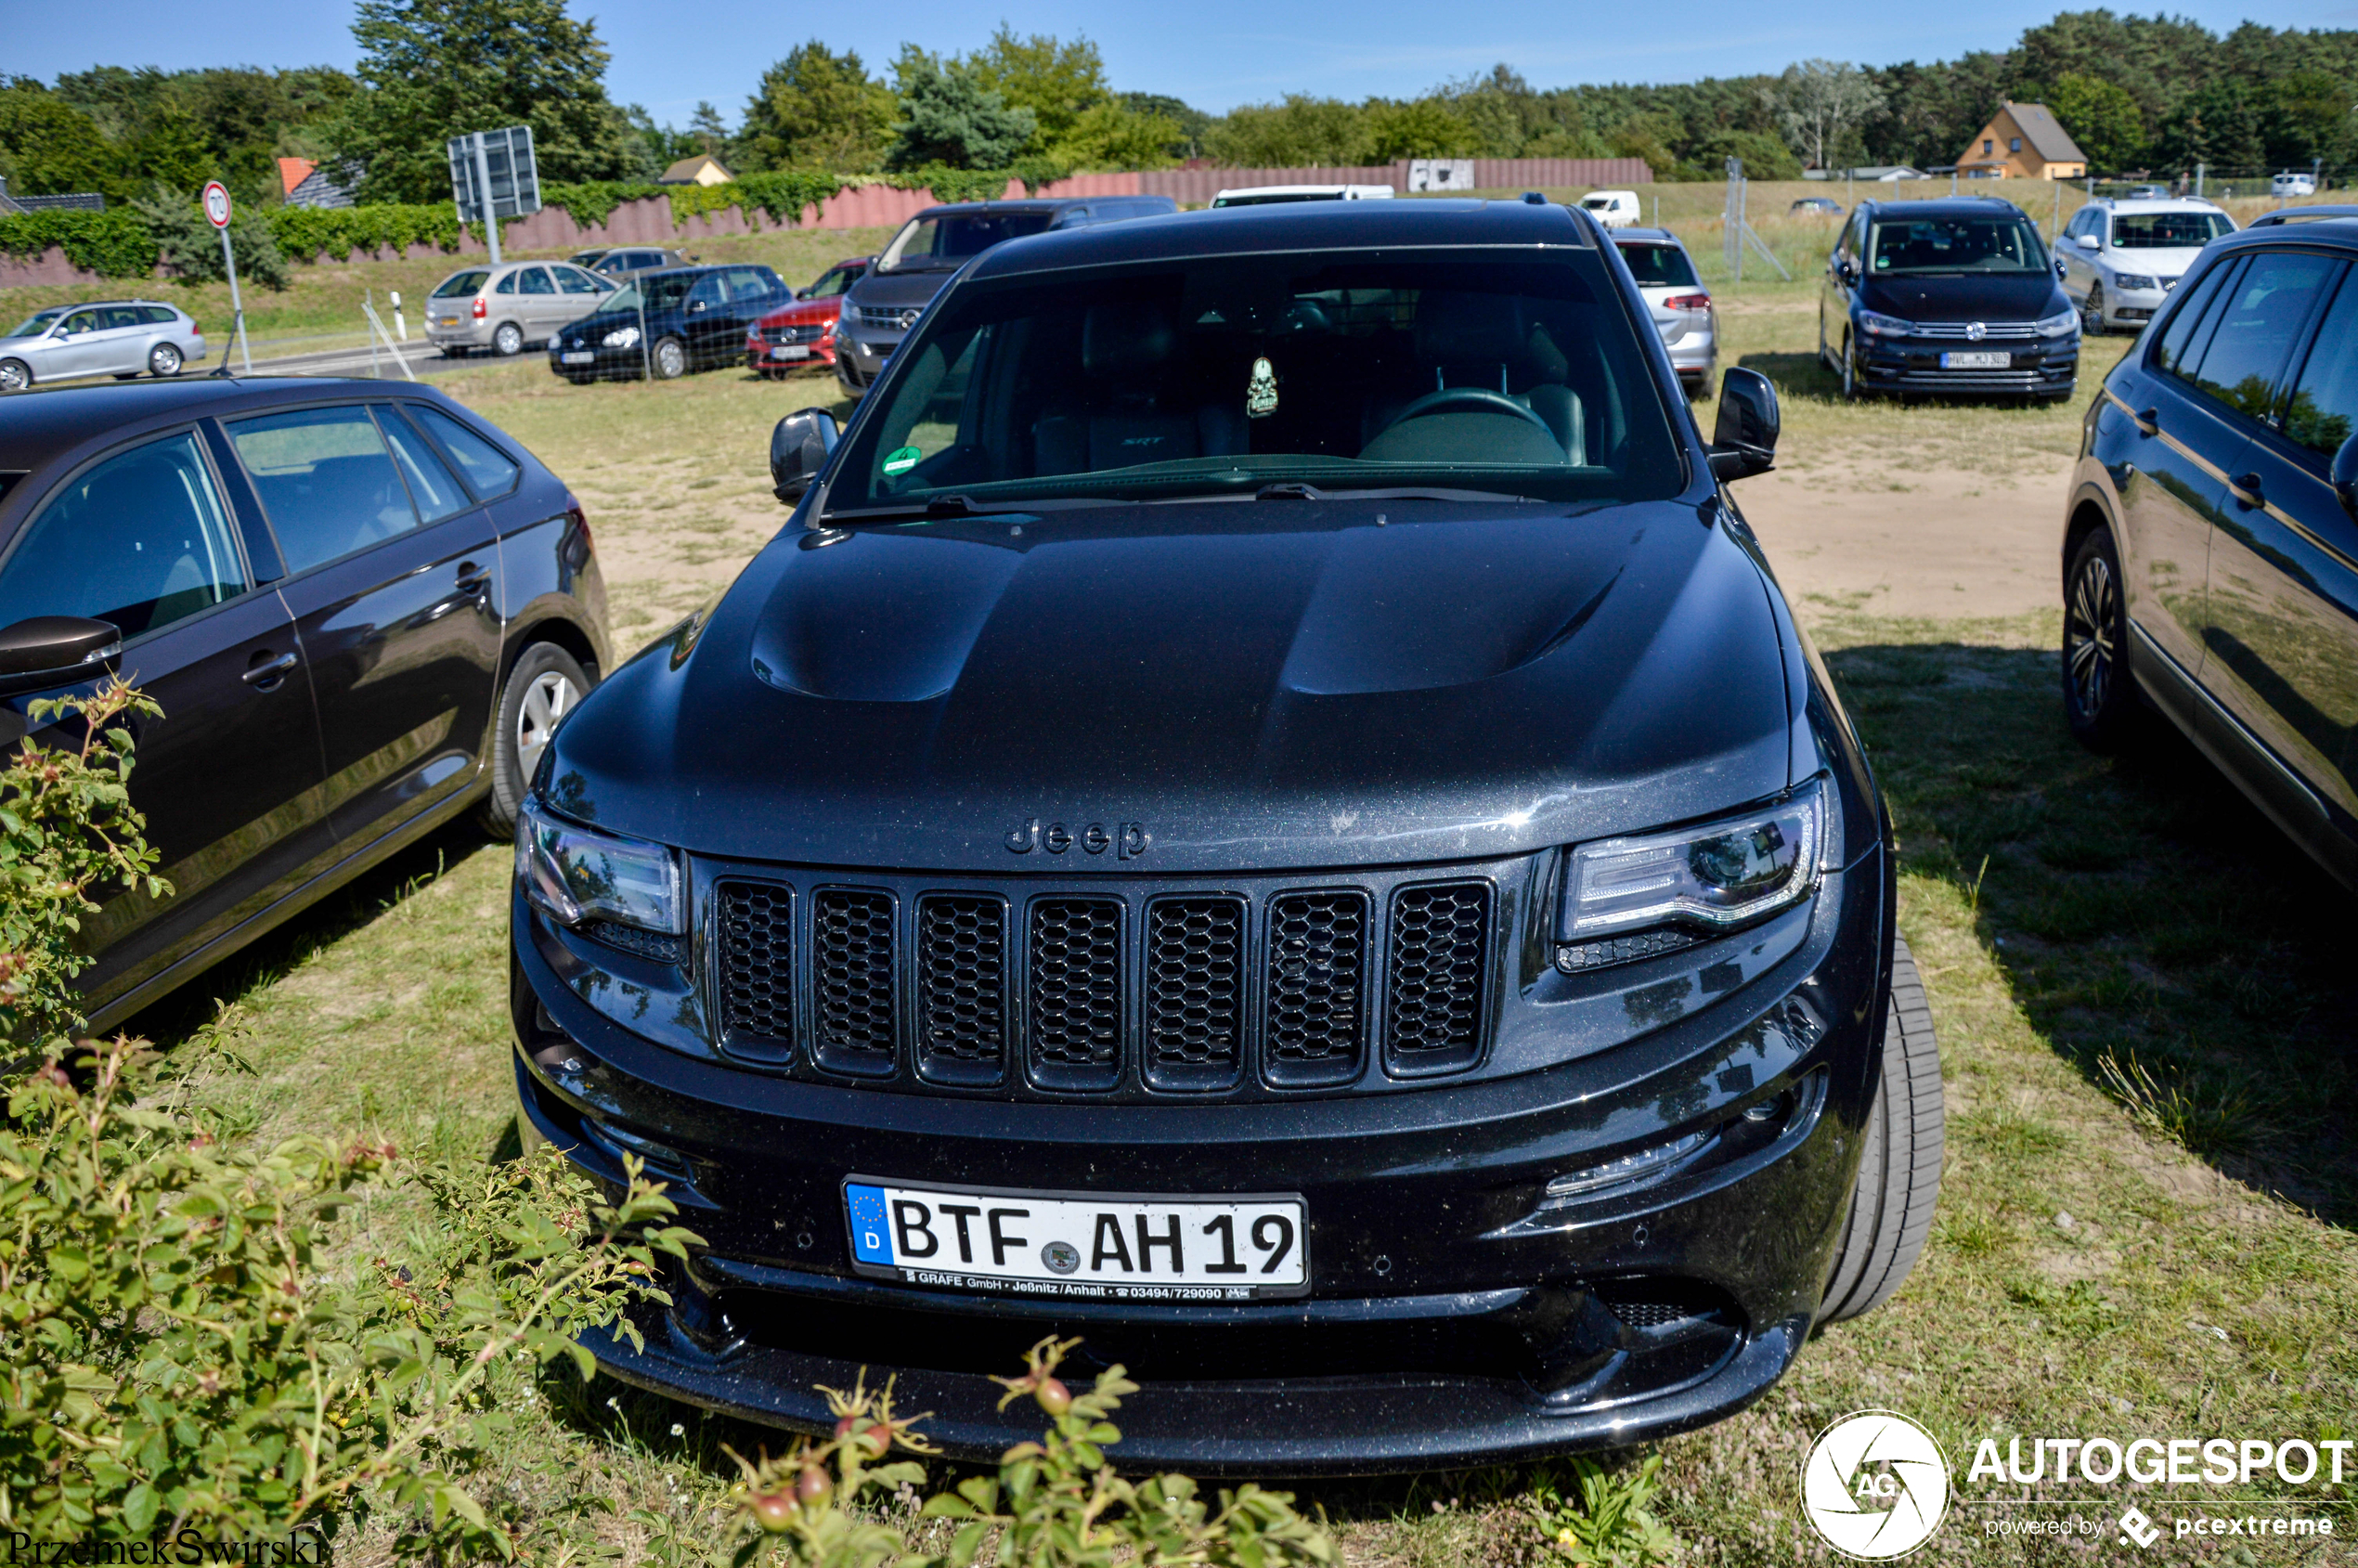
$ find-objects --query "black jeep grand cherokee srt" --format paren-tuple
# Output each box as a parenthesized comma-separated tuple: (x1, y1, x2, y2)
(509, 199, 1942, 1472)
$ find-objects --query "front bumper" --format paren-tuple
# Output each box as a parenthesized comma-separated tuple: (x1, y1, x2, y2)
(1859, 335, 2077, 397)
(509, 843, 1886, 1472)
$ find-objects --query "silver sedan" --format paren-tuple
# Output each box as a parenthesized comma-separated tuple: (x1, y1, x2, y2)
(0, 300, 207, 391)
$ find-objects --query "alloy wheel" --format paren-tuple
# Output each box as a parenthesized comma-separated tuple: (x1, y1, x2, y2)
(654, 339, 686, 380)
(2081, 286, 2105, 336)
(0, 359, 28, 393)
(514, 670, 578, 785)
(495, 322, 524, 356)
(149, 343, 182, 377)
(2065, 551, 2117, 718)
(1840, 334, 1857, 400)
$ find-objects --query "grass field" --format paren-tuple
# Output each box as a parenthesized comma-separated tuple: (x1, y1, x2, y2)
(103, 268, 2358, 1564)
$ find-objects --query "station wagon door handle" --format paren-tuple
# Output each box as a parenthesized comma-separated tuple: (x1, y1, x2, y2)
(241, 649, 300, 688)
(2132, 408, 2158, 437)
(2228, 473, 2265, 509)
(456, 562, 492, 598)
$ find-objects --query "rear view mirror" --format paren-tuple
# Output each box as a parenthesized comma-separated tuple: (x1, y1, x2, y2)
(771, 408, 841, 503)
(0, 616, 122, 693)
(1707, 368, 1780, 482)
(2333, 433, 2358, 520)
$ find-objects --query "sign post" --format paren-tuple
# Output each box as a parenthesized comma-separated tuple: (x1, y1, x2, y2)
(447, 126, 541, 266)
(201, 181, 251, 373)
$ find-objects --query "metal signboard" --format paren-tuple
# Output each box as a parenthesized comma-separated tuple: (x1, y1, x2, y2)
(447, 125, 541, 224)
(1406, 160, 1476, 192)
(201, 180, 232, 228)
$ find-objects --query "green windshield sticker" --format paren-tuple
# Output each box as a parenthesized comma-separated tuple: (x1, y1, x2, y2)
(882, 446, 920, 476)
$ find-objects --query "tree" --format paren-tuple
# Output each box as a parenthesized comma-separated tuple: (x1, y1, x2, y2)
(2265, 69, 2353, 168)
(737, 42, 896, 173)
(1365, 97, 1473, 161)
(1050, 100, 1183, 171)
(687, 100, 727, 158)
(887, 46, 1036, 171)
(2157, 79, 2264, 173)
(1120, 93, 1208, 160)
(1769, 59, 1885, 170)
(1203, 96, 1370, 167)
(0, 83, 121, 199)
(325, 0, 629, 205)
(1687, 128, 1800, 181)
(961, 25, 1108, 152)
(2049, 71, 2145, 173)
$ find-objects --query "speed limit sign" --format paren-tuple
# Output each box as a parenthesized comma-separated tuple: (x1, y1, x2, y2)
(201, 181, 231, 228)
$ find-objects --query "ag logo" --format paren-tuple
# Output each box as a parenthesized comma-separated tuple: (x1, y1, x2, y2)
(1800, 1409, 1950, 1559)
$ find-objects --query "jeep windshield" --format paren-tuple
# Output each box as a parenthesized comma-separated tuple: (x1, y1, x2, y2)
(825, 251, 1684, 512)
(1868, 214, 2051, 275)
(881, 214, 1056, 273)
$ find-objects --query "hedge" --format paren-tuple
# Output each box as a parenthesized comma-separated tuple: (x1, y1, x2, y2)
(2, 163, 1078, 281)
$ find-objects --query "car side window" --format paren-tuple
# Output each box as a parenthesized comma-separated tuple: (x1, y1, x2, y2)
(2282, 276, 2358, 459)
(141, 305, 176, 325)
(103, 306, 146, 330)
(62, 311, 98, 336)
(2154, 259, 2241, 381)
(495, 272, 520, 295)
(518, 267, 556, 296)
(556, 266, 604, 295)
(724, 266, 773, 301)
(406, 405, 521, 500)
(373, 408, 471, 523)
(688, 275, 723, 305)
(0, 431, 245, 641)
(226, 406, 421, 576)
(2184, 251, 2339, 422)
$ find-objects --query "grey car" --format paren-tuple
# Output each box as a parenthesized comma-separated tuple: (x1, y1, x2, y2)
(1613, 227, 1717, 395)
(0, 301, 207, 392)
(569, 246, 692, 279)
(425, 260, 618, 356)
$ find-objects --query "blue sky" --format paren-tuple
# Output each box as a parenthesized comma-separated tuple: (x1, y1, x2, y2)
(12, 1, 2355, 123)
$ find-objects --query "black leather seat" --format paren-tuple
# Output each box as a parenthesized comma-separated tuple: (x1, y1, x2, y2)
(1032, 302, 1244, 475)
(1360, 292, 1587, 461)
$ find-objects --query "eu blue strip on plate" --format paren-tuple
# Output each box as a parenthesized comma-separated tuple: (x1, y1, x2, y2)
(846, 1184, 893, 1264)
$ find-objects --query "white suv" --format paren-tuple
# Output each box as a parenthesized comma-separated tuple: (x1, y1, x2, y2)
(2057, 198, 2235, 333)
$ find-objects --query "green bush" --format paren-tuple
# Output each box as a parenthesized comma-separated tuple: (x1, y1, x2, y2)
(135, 190, 291, 290)
(266, 201, 461, 262)
(539, 179, 667, 229)
(0, 209, 160, 279)
(709, 1336, 1337, 1567)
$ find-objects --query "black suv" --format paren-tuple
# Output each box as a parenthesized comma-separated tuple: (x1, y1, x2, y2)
(0, 377, 607, 1033)
(2063, 209, 2358, 886)
(512, 200, 1941, 1471)
(1820, 195, 2079, 401)
(834, 196, 1178, 393)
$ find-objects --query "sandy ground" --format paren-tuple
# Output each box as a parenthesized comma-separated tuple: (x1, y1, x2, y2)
(1734, 452, 2075, 620)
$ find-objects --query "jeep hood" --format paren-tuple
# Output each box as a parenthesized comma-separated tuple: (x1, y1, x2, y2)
(546, 498, 1794, 873)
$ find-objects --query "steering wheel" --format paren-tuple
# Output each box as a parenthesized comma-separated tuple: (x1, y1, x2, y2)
(1372, 385, 1554, 443)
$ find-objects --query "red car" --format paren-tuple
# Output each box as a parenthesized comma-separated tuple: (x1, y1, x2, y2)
(745, 256, 871, 377)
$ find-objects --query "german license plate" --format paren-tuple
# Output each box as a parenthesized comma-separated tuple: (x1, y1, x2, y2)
(1940, 350, 2010, 369)
(770, 344, 810, 360)
(561, 351, 594, 364)
(845, 1177, 1309, 1301)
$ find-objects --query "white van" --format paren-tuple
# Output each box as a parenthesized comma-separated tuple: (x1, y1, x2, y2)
(2274, 171, 2318, 198)
(1578, 189, 1643, 228)
(1210, 184, 1395, 207)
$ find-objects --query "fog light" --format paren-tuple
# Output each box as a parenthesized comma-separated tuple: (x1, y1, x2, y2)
(1546, 1130, 1712, 1201)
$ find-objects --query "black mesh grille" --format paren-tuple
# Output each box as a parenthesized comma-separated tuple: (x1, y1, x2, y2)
(1146, 897, 1245, 1073)
(1385, 881, 1492, 1063)
(813, 889, 896, 1061)
(1266, 890, 1367, 1073)
(717, 882, 793, 1056)
(916, 894, 1006, 1074)
(1555, 928, 1701, 972)
(1028, 898, 1123, 1074)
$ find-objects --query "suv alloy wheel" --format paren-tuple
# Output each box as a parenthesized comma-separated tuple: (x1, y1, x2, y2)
(2063, 525, 2137, 745)
(2081, 283, 2107, 337)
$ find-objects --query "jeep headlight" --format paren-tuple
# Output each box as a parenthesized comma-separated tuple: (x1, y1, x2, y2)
(1858, 310, 1913, 337)
(2034, 308, 2079, 338)
(1560, 779, 1833, 940)
(602, 326, 641, 349)
(516, 799, 682, 934)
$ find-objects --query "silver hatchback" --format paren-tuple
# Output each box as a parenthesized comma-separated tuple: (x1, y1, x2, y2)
(0, 300, 207, 391)
(425, 260, 617, 356)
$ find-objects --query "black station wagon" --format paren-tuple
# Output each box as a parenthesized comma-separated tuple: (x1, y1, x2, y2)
(2063, 207, 2358, 887)
(0, 377, 608, 1033)
(511, 199, 1943, 1471)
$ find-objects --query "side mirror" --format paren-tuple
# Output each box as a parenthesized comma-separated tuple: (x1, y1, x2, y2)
(1835, 258, 1857, 286)
(2333, 433, 2358, 520)
(771, 407, 841, 502)
(1707, 368, 1780, 482)
(2076, 233, 2100, 249)
(687, 298, 708, 315)
(0, 616, 122, 693)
